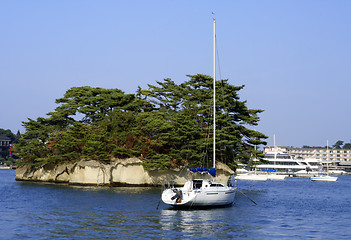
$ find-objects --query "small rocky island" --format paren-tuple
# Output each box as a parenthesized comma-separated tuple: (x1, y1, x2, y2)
(15, 79, 267, 187)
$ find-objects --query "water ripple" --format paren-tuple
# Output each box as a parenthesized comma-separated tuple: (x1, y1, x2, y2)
(1, 171, 351, 239)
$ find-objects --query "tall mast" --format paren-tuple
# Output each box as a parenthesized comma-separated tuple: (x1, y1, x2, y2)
(213, 18, 216, 169)
(273, 134, 276, 167)
(327, 140, 329, 175)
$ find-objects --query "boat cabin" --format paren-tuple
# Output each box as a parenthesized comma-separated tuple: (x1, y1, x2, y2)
(193, 180, 203, 189)
(192, 179, 225, 189)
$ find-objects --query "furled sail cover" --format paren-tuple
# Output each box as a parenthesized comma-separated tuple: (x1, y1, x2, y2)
(189, 168, 216, 177)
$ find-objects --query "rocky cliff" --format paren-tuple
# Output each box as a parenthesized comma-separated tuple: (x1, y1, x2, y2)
(15, 158, 234, 186)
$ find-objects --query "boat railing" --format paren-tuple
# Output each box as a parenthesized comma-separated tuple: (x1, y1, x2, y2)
(162, 180, 176, 190)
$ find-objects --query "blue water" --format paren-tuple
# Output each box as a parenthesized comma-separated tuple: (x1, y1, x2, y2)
(1, 170, 350, 239)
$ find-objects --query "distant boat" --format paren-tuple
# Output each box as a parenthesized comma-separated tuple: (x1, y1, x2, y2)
(311, 175, 338, 182)
(235, 136, 284, 181)
(235, 173, 267, 181)
(235, 170, 286, 181)
(266, 174, 286, 180)
(295, 169, 319, 177)
(256, 150, 320, 175)
(328, 169, 347, 175)
(235, 166, 268, 181)
(0, 165, 11, 169)
(161, 18, 236, 208)
(311, 141, 338, 182)
(261, 136, 286, 180)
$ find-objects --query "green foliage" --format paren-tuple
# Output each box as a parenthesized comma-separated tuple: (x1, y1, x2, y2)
(17, 118, 53, 164)
(0, 128, 21, 143)
(332, 140, 344, 149)
(18, 75, 267, 170)
(4, 160, 12, 165)
(333, 140, 351, 150)
(304, 140, 351, 150)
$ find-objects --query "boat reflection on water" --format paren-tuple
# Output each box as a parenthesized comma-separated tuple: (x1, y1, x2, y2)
(160, 209, 216, 234)
(159, 207, 246, 238)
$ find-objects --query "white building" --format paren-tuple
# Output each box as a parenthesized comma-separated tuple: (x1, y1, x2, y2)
(264, 146, 351, 170)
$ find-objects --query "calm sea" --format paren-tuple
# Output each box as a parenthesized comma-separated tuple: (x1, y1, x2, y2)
(1, 170, 350, 239)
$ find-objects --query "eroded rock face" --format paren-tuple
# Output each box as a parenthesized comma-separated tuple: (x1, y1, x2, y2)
(15, 158, 234, 186)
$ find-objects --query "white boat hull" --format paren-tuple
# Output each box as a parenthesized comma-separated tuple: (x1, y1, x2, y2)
(235, 174, 268, 181)
(328, 170, 347, 175)
(310, 176, 338, 182)
(161, 180, 236, 208)
(295, 170, 319, 177)
(266, 174, 286, 180)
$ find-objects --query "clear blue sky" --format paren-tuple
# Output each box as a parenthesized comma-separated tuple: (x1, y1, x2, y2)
(1, 0, 351, 148)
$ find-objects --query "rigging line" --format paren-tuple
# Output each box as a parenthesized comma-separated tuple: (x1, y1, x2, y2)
(215, 36, 226, 104)
(215, 31, 228, 166)
(200, 121, 211, 168)
(237, 188, 258, 206)
(176, 165, 187, 178)
(215, 37, 223, 82)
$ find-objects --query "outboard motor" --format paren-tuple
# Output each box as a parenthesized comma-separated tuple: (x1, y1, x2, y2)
(171, 189, 182, 203)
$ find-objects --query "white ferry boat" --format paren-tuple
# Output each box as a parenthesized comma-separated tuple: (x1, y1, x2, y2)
(254, 151, 320, 175)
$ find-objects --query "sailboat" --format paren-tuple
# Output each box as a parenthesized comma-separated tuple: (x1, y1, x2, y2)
(235, 144, 268, 181)
(161, 18, 236, 208)
(235, 135, 285, 181)
(311, 140, 338, 182)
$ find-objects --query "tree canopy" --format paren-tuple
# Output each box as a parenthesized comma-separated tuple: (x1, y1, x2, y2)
(303, 140, 351, 150)
(332, 140, 351, 149)
(17, 75, 267, 170)
(0, 128, 21, 143)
